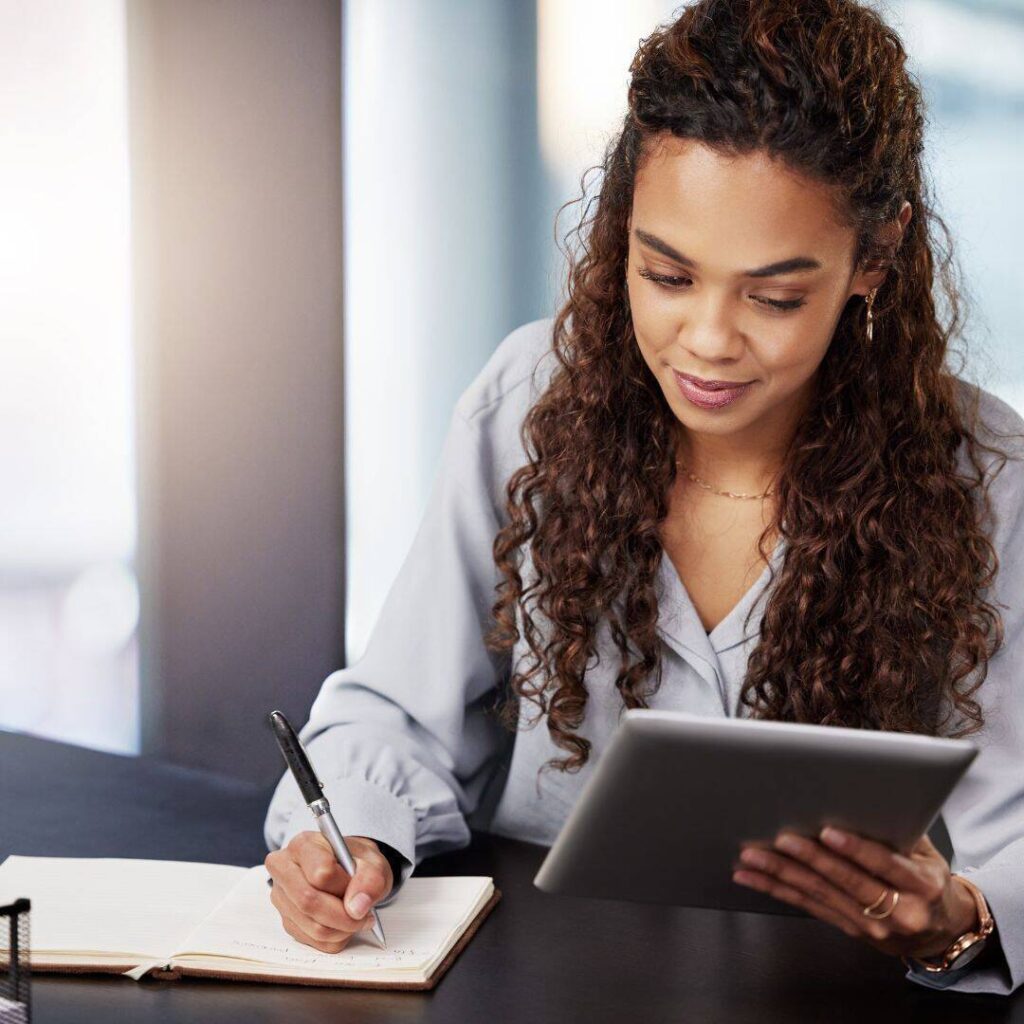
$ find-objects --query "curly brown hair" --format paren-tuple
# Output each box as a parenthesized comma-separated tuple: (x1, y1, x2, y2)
(482, 0, 1022, 776)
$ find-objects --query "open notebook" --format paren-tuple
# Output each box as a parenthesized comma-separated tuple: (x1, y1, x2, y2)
(0, 855, 500, 990)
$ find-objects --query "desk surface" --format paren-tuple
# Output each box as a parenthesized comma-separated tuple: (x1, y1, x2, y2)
(1, 730, 1020, 1023)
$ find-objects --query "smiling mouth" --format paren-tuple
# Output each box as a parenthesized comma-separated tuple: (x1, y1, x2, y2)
(673, 370, 755, 391)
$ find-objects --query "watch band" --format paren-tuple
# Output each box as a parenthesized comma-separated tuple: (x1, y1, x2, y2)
(903, 875, 994, 975)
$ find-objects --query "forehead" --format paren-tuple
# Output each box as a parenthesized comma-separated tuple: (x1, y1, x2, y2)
(632, 135, 853, 269)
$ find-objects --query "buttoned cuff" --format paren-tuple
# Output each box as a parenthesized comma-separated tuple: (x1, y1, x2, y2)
(903, 866, 1016, 995)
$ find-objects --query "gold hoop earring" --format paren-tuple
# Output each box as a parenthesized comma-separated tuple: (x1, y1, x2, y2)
(865, 287, 878, 343)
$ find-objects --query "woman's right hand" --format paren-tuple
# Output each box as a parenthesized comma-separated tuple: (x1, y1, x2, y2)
(264, 831, 394, 953)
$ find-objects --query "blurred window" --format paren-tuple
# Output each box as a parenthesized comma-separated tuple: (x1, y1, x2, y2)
(0, 0, 137, 752)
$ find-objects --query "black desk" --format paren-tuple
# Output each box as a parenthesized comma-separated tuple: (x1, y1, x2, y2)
(2, 731, 1020, 1023)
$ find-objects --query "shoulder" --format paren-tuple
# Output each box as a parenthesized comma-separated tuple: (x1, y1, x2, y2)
(954, 378, 1024, 453)
(952, 378, 1024, 546)
(953, 378, 1024, 478)
(454, 316, 559, 426)
(446, 316, 559, 516)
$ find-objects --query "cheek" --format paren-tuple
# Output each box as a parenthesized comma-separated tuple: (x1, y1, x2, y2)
(751, 322, 833, 378)
(632, 328, 663, 372)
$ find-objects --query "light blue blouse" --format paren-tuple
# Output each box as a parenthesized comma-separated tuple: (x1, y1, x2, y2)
(265, 317, 1024, 995)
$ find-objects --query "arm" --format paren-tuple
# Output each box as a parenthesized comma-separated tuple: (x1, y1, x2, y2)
(731, 406, 1024, 994)
(904, 670, 1024, 993)
(903, 434, 1024, 995)
(264, 402, 513, 908)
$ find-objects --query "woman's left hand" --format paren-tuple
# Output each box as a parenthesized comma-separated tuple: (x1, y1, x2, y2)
(733, 827, 979, 960)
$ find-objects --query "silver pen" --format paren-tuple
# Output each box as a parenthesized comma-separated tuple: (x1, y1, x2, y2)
(268, 710, 387, 948)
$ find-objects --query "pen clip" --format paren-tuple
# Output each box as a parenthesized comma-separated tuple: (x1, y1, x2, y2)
(268, 710, 325, 805)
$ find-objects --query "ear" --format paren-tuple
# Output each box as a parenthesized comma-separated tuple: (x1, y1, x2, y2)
(851, 200, 912, 297)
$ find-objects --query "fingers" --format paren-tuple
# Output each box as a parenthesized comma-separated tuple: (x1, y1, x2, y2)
(735, 831, 950, 948)
(270, 875, 373, 953)
(732, 867, 862, 938)
(293, 832, 393, 905)
(911, 833, 940, 858)
(280, 914, 345, 953)
(293, 832, 353, 898)
(348, 835, 391, 901)
(291, 831, 392, 914)
(323, 836, 393, 919)
(769, 833, 897, 916)
(819, 827, 947, 902)
(736, 845, 873, 935)
(264, 831, 394, 953)
(267, 848, 362, 934)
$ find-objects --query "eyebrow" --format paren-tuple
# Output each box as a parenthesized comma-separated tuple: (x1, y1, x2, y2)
(633, 228, 822, 278)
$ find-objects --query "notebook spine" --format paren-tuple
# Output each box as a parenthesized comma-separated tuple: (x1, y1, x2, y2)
(151, 963, 183, 981)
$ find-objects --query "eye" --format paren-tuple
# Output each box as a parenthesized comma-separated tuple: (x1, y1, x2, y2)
(635, 266, 806, 312)
(636, 267, 691, 290)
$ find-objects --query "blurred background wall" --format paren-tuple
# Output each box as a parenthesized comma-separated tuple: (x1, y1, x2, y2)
(0, 0, 1021, 783)
(127, 0, 346, 781)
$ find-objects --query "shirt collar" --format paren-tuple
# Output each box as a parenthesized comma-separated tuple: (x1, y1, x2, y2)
(656, 535, 787, 664)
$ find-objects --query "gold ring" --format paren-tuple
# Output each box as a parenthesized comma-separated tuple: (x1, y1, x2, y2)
(862, 887, 900, 919)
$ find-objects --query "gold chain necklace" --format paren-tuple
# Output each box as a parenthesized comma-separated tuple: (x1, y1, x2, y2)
(675, 459, 774, 500)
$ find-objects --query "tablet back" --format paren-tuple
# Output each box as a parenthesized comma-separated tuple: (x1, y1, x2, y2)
(533, 710, 977, 915)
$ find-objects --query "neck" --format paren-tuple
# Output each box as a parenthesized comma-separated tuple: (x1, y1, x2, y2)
(677, 436, 782, 497)
(675, 391, 808, 494)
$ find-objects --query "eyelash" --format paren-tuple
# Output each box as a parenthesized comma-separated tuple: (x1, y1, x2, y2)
(636, 267, 807, 312)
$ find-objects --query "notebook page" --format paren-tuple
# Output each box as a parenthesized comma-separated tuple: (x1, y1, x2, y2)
(0, 855, 244, 962)
(171, 866, 492, 976)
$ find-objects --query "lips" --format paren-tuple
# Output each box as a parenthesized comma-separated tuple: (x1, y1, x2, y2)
(673, 371, 755, 391)
(672, 369, 753, 410)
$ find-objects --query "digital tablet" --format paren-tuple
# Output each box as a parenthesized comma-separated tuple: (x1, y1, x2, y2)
(533, 709, 978, 916)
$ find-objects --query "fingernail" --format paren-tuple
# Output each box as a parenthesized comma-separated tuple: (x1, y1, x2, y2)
(740, 848, 768, 869)
(348, 892, 371, 919)
(775, 834, 802, 855)
(821, 827, 847, 848)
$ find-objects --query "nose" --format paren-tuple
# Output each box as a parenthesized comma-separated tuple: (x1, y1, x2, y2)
(679, 291, 746, 364)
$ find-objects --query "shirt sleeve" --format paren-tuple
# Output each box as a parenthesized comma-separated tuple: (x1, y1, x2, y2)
(904, 434, 1024, 996)
(263, 403, 513, 909)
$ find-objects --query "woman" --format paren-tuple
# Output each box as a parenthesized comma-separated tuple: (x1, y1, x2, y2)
(264, 0, 1023, 994)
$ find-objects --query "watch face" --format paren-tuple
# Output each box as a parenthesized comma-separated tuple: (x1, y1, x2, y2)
(950, 938, 987, 971)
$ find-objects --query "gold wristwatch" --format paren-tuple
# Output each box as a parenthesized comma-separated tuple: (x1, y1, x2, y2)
(903, 875, 994, 974)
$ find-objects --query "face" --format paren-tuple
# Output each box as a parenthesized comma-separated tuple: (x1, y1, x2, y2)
(626, 136, 905, 456)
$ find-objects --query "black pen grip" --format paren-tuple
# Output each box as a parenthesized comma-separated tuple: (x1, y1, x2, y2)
(268, 710, 323, 805)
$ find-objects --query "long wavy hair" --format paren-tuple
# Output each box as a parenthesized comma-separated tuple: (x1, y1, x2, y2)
(483, 0, 1021, 775)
